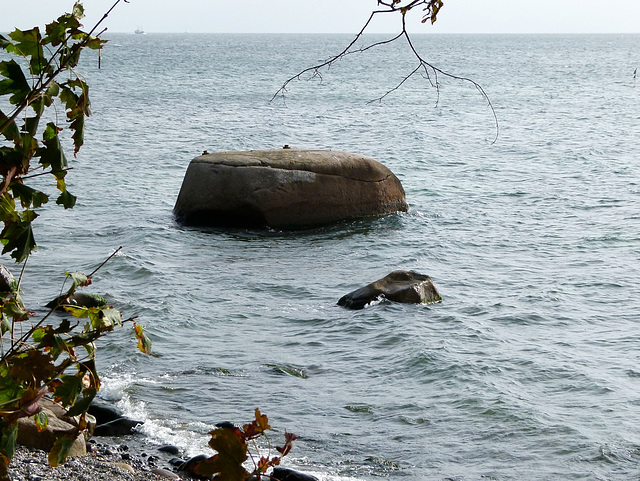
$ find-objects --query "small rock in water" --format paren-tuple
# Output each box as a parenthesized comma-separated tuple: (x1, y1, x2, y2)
(179, 454, 211, 478)
(271, 467, 319, 481)
(88, 401, 124, 424)
(215, 421, 235, 429)
(93, 417, 142, 436)
(338, 270, 442, 309)
(158, 444, 181, 455)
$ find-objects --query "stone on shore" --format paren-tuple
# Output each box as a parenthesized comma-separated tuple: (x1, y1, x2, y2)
(338, 270, 442, 309)
(89, 401, 143, 436)
(173, 149, 408, 228)
(271, 467, 319, 481)
(16, 398, 97, 457)
(17, 409, 87, 458)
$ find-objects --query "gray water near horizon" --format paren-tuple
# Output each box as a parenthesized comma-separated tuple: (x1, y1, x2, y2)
(8, 33, 640, 480)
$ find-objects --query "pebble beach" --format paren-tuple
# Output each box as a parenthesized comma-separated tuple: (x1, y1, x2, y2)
(9, 443, 184, 481)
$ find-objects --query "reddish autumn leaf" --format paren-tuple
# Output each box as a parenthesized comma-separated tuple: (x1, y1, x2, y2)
(276, 431, 297, 456)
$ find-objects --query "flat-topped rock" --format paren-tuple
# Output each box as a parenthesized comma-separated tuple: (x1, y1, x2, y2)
(173, 149, 408, 228)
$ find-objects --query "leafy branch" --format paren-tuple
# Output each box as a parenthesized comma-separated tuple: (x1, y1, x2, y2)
(0, 248, 151, 479)
(0, 0, 128, 263)
(192, 408, 297, 480)
(0, 2, 152, 478)
(272, 0, 499, 143)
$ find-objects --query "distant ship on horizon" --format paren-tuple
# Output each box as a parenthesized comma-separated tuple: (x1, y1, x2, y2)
(134, 27, 145, 35)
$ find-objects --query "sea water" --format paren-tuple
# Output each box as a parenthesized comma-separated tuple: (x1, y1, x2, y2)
(8, 33, 640, 480)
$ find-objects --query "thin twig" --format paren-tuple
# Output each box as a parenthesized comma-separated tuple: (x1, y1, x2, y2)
(20, 167, 73, 181)
(88, 246, 123, 278)
(271, 0, 499, 143)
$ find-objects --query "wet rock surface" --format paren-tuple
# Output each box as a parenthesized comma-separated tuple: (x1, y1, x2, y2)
(338, 270, 442, 309)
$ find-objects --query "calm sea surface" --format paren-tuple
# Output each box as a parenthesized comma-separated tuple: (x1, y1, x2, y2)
(9, 33, 640, 479)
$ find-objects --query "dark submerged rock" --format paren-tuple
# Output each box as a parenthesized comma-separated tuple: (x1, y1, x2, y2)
(178, 454, 212, 479)
(271, 467, 319, 481)
(215, 421, 235, 429)
(338, 270, 442, 309)
(46, 292, 108, 310)
(158, 445, 181, 455)
(93, 418, 141, 436)
(173, 149, 408, 229)
(89, 401, 143, 436)
(88, 402, 123, 425)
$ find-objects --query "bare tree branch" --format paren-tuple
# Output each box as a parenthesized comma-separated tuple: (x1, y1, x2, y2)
(272, 0, 499, 143)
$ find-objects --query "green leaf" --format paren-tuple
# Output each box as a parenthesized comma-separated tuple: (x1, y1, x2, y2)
(65, 272, 90, 294)
(10, 183, 49, 209)
(56, 190, 77, 209)
(0, 34, 10, 50)
(60, 79, 90, 155)
(46, 81, 60, 98)
(0, 110, 20, 141)
(7, 28, 42, 59)
(0, 60, 30, 105)
(53, 374, 83, 407)
(44, 14, 80, 47)
(72, 2, 85, 20)
(0, 314, 11, 335)
(34, 411, 49, 432)
(10, 350, 57, 385)
(196, 428, 249, 480)
(69, 114, 85, 156)
(0, 421, 18, 469)
(0, 297, 29, 322)
(22, 116, 41, 136)
(0, 194, 19, 223)
(65, 388, 96, 417)
(48, 435, 76, 467)
(1, 219, 37, 263)
(6, 27, 48, 76)
(86, 36, 107, 50)
(60, 44, 82, 69)
(88, 307, 121, 330)
(0, 365, 24, 407)
(134, 323, 152, 354)
(39, 123, 68, 174)
(62, 306, 90, 319)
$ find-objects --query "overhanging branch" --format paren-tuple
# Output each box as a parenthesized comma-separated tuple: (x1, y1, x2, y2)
(272, 0, 499, 143)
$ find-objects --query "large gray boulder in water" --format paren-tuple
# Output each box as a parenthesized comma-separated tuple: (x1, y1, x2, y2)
(173, 149, 408, 228)
(338, 270, 442, 310)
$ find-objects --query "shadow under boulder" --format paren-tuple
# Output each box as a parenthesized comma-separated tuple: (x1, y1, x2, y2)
(338, 270, 442, 310)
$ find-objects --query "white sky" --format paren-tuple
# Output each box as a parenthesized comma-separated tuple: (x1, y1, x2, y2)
(2, 0, 640, 34)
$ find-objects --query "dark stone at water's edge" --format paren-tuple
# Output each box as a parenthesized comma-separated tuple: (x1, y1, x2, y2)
(173, 148, 408, 228)
(89, 401, 144, 436)
(93, 418, 141, 436)
(271, 467, 319, 481)
(338, 270, 442, 309)
(45, 292, 108, 310)
(178, 454, 211, 479)
(158, 445, 181, 455)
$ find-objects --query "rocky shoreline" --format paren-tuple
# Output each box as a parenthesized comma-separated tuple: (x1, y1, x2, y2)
(9, 440, 185, 481)
(10, 439, 320, 481)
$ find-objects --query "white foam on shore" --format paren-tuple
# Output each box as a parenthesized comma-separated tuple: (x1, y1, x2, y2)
(100, 374, 210, 457)
(99, 375, 366, 479)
